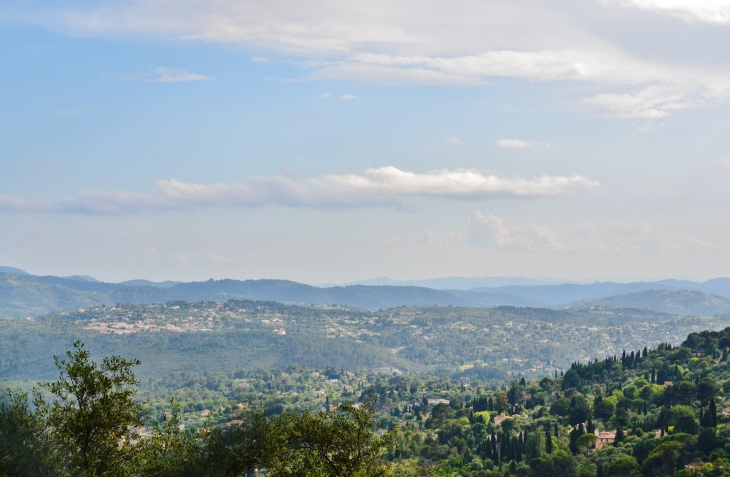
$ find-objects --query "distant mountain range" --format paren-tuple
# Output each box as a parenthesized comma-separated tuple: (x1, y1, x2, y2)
(567, 290, 730, 316)
(322, 276, 563, 289)
(2, 267, 730, 318)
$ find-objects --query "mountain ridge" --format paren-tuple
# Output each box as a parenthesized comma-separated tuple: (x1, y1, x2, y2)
(3, 269, 730, 318)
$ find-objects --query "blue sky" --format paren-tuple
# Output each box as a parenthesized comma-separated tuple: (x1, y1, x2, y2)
(1, 0, 730, 283)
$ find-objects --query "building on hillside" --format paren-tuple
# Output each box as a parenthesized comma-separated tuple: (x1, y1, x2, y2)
(594, 430, 627, 450)
(427, 398, 450, 405)
(493, 413, 510, 427)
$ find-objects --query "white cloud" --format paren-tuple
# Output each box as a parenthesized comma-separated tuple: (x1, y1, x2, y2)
(147, 67, 211, 83)
(170, 252, 189, 262)
(718, 158, 730, 167)
(16, 0, 730, 118)
(314, 167, 598, 197)
(250, 56, 271, 63)
(607, 0, 730, 24)
(125, 67, 212, 83)
(467, 211, 710, 254)
(338, 94, 357, 100)
(0, 195, 54, 212)
(422, 231, 462, 248)
(497, 139, 551, 148)
(580, 84, 703, 118)
(2, 167, 598, 215)
(446, 135, 461, 145)
(469, 211, 563, 251)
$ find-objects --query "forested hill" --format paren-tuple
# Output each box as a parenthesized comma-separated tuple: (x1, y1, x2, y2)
(2, 299, 728, 382)
(568, 290, 730, 316)
(5, 271, 730, 318)
(0, 273, 473, 317)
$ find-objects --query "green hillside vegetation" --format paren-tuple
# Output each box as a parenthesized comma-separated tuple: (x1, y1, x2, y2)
(1, 300, 729, 383)
(8, 328, 730, 475)
(0, 273, 109, 318)
(569, 290, 730, 316)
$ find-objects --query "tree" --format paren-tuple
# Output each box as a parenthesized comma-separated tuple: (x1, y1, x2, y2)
(562, 370, 581, 390)
(613, 425, 624, 446)
(135, 399, 209, 477)
(524, 430, 545, 460)
(0, 390, 64, 477)
(708, 398, 718, 427)
(593, 396, 615, 421)
(268, 400, 396, 477)
(606, 456, 638, 477)
(550, 398, 570, 417)
(507, 384, 524, 405)
(671, 405, 696, 435)
(575, 434, 597, 453)
(528, 450, 578, 477)
(40, 341, 145, 477)
(568, 395, 589, 426)
(697, 377, 720, 405)
(642, 441, 684, 476)
(544, 427, 553, 454)
(697, 427, 716, 454)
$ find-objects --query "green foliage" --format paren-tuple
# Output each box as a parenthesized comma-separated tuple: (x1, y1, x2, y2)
(606, 456, 638, 476)
(40, 341, 145, 477)
(3, 301, 728, 384)
(8, 306, 730, 476)
(268, 400, 395, 477)
(0, 390, 64, 477)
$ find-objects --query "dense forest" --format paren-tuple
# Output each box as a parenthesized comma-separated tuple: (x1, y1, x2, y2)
(6, 326, 730, 475)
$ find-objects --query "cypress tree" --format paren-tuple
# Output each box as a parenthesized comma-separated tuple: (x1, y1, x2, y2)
(491, 431, 498, 461)
(614, 424, 624, 446)
(587, 414, 594, 434)
(710, 398, 718, 428)
(545, 427, 553, 454)
(500, 432, 507, 463)
(485, 436, 493, 461)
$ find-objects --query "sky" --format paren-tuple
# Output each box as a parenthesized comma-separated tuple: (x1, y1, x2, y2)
(1, 0, 730, 284)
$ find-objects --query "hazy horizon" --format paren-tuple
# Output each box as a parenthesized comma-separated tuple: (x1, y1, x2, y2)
(1, 263, 727, 288)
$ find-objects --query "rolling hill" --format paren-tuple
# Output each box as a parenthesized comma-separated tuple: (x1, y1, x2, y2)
(567, 289, 730, 316)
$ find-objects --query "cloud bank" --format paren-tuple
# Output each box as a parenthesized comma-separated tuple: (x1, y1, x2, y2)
(610, 0, 730, 24)
(467, 210, 705, 254)
(1, 167, 598, 215)
(12, 0, 730, 119)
